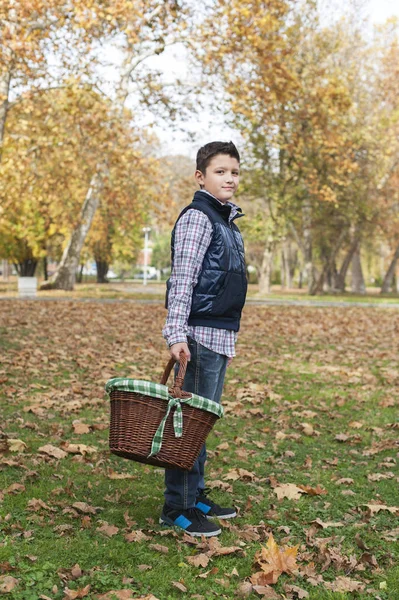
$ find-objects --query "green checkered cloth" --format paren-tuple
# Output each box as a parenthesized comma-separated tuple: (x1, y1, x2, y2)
(105, 378, 223, 457)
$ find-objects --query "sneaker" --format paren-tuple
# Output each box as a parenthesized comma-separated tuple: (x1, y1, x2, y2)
(159, 504, 222, 537)
(195, 488, 237, 519)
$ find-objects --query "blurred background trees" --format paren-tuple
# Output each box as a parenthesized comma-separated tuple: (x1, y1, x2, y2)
(1, 0, 398, 294)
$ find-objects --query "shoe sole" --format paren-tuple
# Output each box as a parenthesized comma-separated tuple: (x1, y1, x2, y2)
(159, 517, 221, 537)
(207, 510, 237, 519)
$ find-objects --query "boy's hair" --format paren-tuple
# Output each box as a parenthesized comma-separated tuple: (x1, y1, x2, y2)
(196, 141, 240, 174)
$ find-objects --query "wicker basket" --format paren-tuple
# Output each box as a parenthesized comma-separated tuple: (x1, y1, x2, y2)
(107, 354, 222, 471)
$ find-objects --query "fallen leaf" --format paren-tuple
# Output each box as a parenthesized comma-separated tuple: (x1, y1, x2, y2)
(61, 443, 97, 456)
(274, 484, 304, 500)
(124, 530, 150, 543)
(5, 483, 25, 494)
(297, 484, 327, 496)
(73, 423, 91, 435)
(364, 503, 399, 516)
(38, 444, 68, 459)
(311, 518, 344, 529)
(27, 498, 53, 512)
(7, 439, 27, 453)
(96, 523, 119, 537)
(252, 584, 281, 598)
(108, 470, 136, 480)
(172, 581, 187, 592)
(252, 533, 298, 585)
(186, 554, 210, 568)
(0, 575, 19, 593)
(97, 591, 135, 600)
(63, 585, 90, 599)
(148, 543, 168, 554)
(325, 576, 365, 592)
(284, 583, 309, 598)
(71, 502, 97, 514)
(236, 581, 253, 597)
(367, 472, 394, 482)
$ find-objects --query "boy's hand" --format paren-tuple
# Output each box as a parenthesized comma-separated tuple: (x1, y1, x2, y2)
(227, 357, 233, 367)
(170, 342, 191, 362)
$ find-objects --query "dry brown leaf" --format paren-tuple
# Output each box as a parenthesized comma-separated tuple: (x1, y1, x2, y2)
(5, 483, 25, 494)
(325, 576, 365, 592)
(367, 472, 394, 482)
(96, 523, 119, 537)
(0, 575, 19, 593)
(283, 583, 309, 598)
(335, 478, 354, 485)
(61, 443, 97, 456)
(172, 581, 187, 592)
(72, 423, 91, 435)
(236, 581, 253, 597)
(148, 543, 168, 554)
(71, 564, 82, 579)
(63, 585, 90, 599)
(311, 518, 344, 529)
(297, 484, 327, 496)
(186, 553, 210, 568)
(97, 591, 135, 600)
(252, 533, 298, 585)
(252, 584, 281, 598)
(71, 502, 97, 514)
(274, 483, 304, 500)
(108, 470, 136, 480)
(7, 439, 27, 453)
(124, 530, 150, 543)
(137, 565, 152, 571)
(27, 498, 53, 512)
(38, 444, 68, 459)
(300, 423, 314, 436)
(364, 503, 399, 515)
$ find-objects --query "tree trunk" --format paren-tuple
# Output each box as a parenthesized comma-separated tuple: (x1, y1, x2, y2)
(259, 239, 275, 295)
(40, 173, 102, 290)
(280, 240, 293, 290)
(351, 245, 366, 294)
(335, 236, 360, 292)
(310, 229, 347, 295)
(96, 260, 109, 283)
(76, 264, 84, 284)
(302, 199, 316, 294)
(0, 69, 11, 154)
(381, 243, 399, 293)
(14, 259, 38, 277)
(42, 256, 48, 281)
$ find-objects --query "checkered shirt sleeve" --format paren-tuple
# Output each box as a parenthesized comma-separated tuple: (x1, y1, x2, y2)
(162, 209, 213, 348)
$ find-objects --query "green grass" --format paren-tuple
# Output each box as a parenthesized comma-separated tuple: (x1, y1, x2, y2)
(0, 301, 398, 599)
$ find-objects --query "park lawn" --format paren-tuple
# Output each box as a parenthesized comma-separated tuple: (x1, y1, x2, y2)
(3, 279, 399, 305)
(0, 300, 398, 600)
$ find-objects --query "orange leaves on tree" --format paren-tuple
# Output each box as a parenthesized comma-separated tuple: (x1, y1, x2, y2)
(251, 533, 299, 586)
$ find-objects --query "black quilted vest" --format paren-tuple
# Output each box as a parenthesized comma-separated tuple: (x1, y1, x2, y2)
(166, 191, 247, 331)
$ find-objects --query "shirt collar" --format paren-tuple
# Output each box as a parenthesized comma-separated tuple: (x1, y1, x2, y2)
(201, 189, 240, 217)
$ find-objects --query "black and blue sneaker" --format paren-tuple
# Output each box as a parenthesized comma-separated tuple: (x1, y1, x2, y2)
(195, 488, 237, 519)
(159, 504, 221, 537)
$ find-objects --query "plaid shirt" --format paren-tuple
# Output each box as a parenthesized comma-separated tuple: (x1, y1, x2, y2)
(163, 194, 240, 358)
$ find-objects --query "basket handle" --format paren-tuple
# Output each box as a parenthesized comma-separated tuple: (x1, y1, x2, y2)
(160, 351, 192, 400)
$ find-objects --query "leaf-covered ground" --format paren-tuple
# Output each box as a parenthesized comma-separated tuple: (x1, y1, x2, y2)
(0, 300, 398, 600)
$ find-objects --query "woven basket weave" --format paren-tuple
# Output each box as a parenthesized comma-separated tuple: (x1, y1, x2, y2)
(108, 354, 220, 470)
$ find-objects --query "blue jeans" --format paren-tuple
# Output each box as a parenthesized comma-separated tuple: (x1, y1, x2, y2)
(164, 337, 228, 509)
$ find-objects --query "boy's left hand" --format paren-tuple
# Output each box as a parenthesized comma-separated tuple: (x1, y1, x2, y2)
(227, 357, 233, 367)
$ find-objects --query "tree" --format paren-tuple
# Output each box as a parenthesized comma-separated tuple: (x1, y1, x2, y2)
(0, 85, 156, 278)
(43, 0, 190, 290)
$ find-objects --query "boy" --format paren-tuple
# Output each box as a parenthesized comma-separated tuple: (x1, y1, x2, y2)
(161, 141, 247, 537)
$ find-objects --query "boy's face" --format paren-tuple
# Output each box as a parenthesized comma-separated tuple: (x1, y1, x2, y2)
(195, 154, 240, 204)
